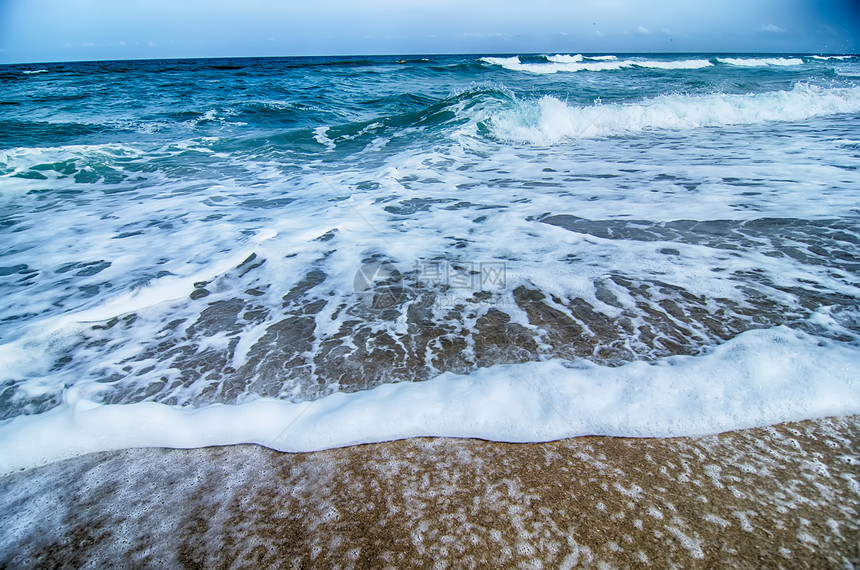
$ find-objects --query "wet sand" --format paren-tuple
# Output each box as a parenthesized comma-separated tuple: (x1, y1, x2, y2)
(1, 415, 858, 568)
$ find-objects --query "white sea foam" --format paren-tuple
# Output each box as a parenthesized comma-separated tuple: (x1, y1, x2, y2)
(480, 56, 522, 67)
(811, 55, 853, 60)
(547, 54, 583, 63)
(482, 57, 711, 74)
(717, 57, 804, 67)
(586, 55, 618, 61)
(481, 58, 624, 73)
(489, 84, 860, 144)
(22, 69, 48, 75)
(44, 245, 262, 331)
(632, 59, 713, 69)
(313, 126, 336, 151)
(0, 326, 856, 475)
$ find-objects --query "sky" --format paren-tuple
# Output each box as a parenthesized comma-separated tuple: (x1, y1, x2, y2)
(0, 0, 858, 64)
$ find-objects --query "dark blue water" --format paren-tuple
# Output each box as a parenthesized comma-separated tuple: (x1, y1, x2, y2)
(2, 53, 855, 148)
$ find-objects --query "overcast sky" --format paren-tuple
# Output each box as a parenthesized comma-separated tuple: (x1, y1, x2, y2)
(0, 0, 857, 64)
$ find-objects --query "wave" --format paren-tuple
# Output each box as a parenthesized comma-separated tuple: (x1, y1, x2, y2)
(547, 54, 583, 63)
(488, 83, 860, 144)
(0, 120, 124, 149)
(22, 69, 49, 75)
(632, 59, 713, 69)
(811, 55, 854, 60)
(481, 56, 712, 74)
(482, 56, 626, 73)
(286, 57, 387, 69)
(480, 56, 521, 67)
(546, 55, 620, 62)
(717, 57, 804, 67)
(0, 325, 856, 475)
(261, 83, 516, 152)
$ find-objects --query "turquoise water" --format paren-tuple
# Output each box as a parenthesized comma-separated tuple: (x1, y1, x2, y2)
(0, 53, 859, 466)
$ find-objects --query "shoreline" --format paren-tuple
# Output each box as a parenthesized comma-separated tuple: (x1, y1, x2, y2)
(1, 415, 857, 567)
(3, 324, 857, 477)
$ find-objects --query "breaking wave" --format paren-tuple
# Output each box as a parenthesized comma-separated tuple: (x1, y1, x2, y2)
(488, 84, 860, 144)
(481, 56, 713, 74)
(716, 57, 804, 67)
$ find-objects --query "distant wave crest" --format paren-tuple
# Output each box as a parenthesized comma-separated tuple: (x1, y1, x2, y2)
(481, 55, 713, 74)
(546, 54, 583, 63)
(716, 57, 804, 67)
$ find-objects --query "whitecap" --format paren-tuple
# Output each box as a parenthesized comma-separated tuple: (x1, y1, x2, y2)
(632, 59, 713, 70)
(547, 54, 583, 63)
(480, 56, 521, 67)
(313, 126, 336, 151)
(482, 57, 712, 74)
(717, 57, 804, 67)
(489, 84, 860, 144)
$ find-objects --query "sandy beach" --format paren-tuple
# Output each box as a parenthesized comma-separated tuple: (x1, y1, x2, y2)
(1, 415, 857, 567)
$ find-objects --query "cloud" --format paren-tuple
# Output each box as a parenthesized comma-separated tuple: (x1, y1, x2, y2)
(759, 23, 785, 33)
(637, 26, 650, 34)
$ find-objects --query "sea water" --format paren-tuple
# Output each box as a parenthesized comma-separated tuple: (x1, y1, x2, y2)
(0, 53, 858, 472)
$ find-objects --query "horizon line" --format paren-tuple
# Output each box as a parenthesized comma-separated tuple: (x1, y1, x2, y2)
(1, 50, 856, 67)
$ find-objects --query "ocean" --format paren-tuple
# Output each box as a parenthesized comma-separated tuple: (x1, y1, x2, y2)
(0, 53, 859, 472)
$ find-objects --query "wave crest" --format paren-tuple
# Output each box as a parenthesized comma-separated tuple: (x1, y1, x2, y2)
(716, 57, 804, 67)
(488, 84, 860, 144)
(547, 54, 583, 63)
(482, 56, 713, 74)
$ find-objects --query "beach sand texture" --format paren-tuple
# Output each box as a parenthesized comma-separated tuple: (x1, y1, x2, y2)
(1, 415, 857, 568)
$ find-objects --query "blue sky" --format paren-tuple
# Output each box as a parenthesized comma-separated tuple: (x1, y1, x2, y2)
(0, 0, 857, 64)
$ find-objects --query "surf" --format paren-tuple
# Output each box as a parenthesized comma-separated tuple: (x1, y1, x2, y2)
(485, 84, 860, 144)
